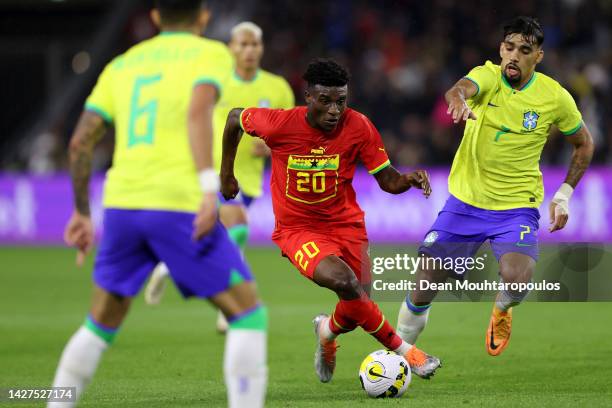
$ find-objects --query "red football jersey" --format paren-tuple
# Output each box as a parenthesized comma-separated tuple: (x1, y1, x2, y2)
(239, 106, 390, 229)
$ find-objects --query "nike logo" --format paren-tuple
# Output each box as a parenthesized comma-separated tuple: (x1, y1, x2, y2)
(515, 242, 532, 247)
(368, 367, 391, 379)
(489, 323, 500, 350)
(378, 148, 385, 151)
(488, 102, 499, 107)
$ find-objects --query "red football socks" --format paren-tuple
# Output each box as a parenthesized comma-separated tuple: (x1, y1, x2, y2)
(329, 295, 403, 350)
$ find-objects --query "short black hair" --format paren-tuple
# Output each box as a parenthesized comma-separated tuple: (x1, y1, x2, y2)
(503, 16, 544, 47)
(155, 0, 206, 25)
(302, 58, 350, 88)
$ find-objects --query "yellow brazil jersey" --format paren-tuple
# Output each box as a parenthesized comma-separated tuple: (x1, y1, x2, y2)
(85, 32, 233, 212)
(448, 60, 582, 210)
(213, 70, 294, 198)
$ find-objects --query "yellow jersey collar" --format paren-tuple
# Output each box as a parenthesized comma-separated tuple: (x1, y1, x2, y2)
(159, 31, 196, 37)
(234, 69, 260, 83)
(501, 72, 536, 92)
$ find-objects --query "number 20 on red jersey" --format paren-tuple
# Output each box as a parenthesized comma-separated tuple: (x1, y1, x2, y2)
(285, 154, 340, 204)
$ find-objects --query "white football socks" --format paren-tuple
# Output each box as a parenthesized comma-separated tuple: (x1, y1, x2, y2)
(224, 329, 267, 408)
(48, 326, 108, 407)
(496, 286, 529, 311)
(49, 309, 269, 408)
(394, 340, 413, 356)
(396, 299, 430, 345)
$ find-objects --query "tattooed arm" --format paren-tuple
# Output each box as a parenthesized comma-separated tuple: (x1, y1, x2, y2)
(563, 124, 594, 188)
(68, 111, 107, 215)
(549, 124, 594, 232)
(64, 111, 107, 265)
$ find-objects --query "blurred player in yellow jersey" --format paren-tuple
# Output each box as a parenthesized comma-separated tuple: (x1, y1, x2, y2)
(49, 2, 267, 407)
(144, 22, 295, 332)
(396, 16, 594, 357)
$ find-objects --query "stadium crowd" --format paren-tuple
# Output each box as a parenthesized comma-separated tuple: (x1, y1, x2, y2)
(5, 0, 612, 172)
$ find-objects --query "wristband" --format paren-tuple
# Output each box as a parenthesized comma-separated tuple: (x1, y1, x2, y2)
(552, 183, 574, 202)
(552, 183, 573, 215)
(198, 169, 220, 193)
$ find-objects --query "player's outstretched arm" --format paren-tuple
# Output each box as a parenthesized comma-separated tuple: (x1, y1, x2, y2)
(549, 124, 594, 232)
(220, 108, 245, 200)
(189, 83, 219, 240)
(445, 78, 478, 123)
(373, 166, 431, 197)
(65, 110, 107, 265)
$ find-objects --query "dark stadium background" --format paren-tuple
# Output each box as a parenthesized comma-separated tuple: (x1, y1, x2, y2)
(0, 0, 610, 172)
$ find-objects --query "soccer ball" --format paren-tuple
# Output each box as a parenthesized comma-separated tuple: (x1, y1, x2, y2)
(358, 350, 411, 398)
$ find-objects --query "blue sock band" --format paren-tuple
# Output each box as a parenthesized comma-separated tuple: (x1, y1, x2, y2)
(406, 296, 431, 315)
(84, 314, 119, 344)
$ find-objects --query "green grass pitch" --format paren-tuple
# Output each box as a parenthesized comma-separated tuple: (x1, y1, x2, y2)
(1, 246, 612, 407)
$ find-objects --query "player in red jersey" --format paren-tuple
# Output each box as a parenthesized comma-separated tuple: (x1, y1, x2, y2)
(220, 59, 441, 382)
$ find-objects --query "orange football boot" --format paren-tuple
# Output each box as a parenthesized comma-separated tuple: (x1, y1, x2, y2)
(486, 305, 513, 356)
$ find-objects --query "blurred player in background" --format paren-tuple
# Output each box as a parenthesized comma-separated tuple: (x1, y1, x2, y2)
(144, 21, 294, 334)
(396, 16, 594, 356)
(221, 59, 441, 383)
(49, 2, 267, 407)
